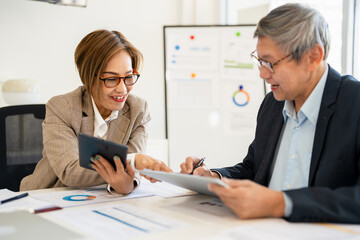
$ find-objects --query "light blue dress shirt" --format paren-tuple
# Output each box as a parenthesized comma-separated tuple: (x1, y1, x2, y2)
(268, 66, 329, 216)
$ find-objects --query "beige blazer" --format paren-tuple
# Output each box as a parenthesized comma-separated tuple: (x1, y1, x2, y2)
(20, 86, 150, 191)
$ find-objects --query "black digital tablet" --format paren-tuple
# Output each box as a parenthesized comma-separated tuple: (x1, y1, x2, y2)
(78, 133, 128, 170)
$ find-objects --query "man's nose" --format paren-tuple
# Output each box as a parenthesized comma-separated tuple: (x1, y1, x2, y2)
(259, 66, 272, 80)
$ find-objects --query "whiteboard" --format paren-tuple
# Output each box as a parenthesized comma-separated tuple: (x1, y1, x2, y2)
(164, 25, 265, 169)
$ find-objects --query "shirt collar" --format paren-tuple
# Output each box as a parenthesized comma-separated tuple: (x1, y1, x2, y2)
(282, 100, 296, 122)
(91, 96, 119, 136)
(282, 65, 329, 125)
(300, 65, 328, 125)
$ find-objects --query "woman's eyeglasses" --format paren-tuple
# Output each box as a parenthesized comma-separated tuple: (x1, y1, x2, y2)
(99, 70, 140, 88)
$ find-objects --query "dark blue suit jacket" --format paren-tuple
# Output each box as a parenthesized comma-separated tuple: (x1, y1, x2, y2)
(214, 65, 360, 223)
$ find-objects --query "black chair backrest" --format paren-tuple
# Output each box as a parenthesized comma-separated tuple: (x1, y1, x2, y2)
(0, 104, 45, 191)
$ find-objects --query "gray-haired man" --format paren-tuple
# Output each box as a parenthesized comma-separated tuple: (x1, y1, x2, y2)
(180, 3, 360, 223)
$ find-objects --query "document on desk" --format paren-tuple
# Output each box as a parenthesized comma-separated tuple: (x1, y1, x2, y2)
(166, 195, 237, 220)
(0, 189, 56, 213)
(30, 179, 193, 209)
(139, 178, 196, 198)
(31, 185, 154, 208)
(197, 219, 360, 240)
(48, 202, 188, 240)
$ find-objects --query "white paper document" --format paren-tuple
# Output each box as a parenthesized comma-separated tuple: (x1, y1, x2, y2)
(0, 189, 55, 213)
(139, 179, 196, 198)
(166, 195, 237, 220)
(199, 219, 360, 240)
(31, 185, 154, 208)
(49, 203, 187, 240)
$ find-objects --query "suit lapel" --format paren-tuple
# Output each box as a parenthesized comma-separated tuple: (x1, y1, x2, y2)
(254, 100, 284, 185)
(309, 66, 340, 185)
(80, 88, 94, 136)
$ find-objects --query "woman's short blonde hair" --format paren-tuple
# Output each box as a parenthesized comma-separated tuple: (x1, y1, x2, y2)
(74, 29, 143, 93)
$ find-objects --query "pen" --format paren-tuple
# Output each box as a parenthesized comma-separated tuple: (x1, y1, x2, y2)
(191, 157, 205, 174)
(0, 192, 29, 204)
(30, 206, 63, 214)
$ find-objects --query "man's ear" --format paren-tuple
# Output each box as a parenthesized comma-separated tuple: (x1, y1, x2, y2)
(307, 44, 324, 71)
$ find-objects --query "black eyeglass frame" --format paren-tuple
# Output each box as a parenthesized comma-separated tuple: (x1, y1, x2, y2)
(250, 50, 292, 73)
(98, 69, 140, 88)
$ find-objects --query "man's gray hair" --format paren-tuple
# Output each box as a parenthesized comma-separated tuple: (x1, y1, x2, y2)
(254, 3, 330, 62)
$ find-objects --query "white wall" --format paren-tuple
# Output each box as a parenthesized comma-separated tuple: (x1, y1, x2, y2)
(0, 0, 182, 139)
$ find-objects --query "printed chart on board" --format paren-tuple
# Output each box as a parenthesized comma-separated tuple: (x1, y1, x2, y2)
(164, 25, 265, 169)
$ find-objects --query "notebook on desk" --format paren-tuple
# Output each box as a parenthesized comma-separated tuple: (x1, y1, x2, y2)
(0, 211, 85, 240)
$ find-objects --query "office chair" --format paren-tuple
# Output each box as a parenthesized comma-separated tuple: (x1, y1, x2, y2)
(0, 104, 45, 191)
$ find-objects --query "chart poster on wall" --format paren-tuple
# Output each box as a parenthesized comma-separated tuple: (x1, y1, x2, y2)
(164, 25, 265, 168)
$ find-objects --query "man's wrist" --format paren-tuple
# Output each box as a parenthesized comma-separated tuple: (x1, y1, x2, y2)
(210, 170, 222, 179)
(271, 191, 286, 217)
(282, 192, 293, 217)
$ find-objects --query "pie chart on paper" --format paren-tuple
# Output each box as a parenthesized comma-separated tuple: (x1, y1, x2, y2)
(62, 195, 96, 201)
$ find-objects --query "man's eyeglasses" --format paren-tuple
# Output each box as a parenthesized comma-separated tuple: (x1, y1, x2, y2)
(250, 50, 292, 73)
(99, 70, 140, 88)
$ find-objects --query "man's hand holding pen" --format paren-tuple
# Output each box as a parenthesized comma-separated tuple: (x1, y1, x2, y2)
(190, 157, 205, 174)
(180, 156, 220, 178)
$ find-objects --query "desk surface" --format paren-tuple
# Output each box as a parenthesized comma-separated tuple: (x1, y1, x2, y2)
(38, 188, 240, 240)
(4, 185, 360, 240)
